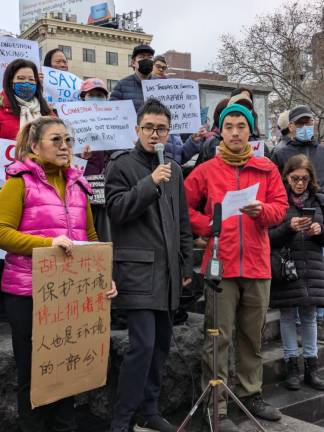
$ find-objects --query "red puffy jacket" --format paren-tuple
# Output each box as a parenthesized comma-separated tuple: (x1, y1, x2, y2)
(185, 155, 288, 279)
(0, 92, 20, 140)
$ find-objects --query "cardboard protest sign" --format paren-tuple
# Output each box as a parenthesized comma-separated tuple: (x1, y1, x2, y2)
(0, 139, 16, 187)
(86, 174, 105, 205)
(31, 243, 112, 408)
(43, 67, 83, 103)
(250, 140, 265, 157)
(56, 100, 137, 154)
(0, 37, 40, 91)
(142, 79, 201, 134)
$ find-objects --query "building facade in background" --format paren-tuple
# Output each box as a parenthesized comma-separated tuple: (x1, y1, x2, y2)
(21, 18, 152, 91)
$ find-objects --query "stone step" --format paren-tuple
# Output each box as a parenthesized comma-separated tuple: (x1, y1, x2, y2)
(262, 340, 324, 386)
(261, 377, 324, 425)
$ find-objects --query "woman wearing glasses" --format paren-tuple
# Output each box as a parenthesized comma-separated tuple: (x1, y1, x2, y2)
(269, 154, 324, 391)
(0, 116, 117, 432)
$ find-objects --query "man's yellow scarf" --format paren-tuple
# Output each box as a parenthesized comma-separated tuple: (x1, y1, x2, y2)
(218, 140, 253, 166)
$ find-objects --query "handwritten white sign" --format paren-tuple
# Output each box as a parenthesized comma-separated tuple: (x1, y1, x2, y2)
(250, 141, 265, 158)
(0, 37, 40, 91)
(56, 100, 137, 154)
(43, 67, 83, 103)
(142, 79, 201, 134)
(222, 183, 260, 221)
(0, 139, 16, 187)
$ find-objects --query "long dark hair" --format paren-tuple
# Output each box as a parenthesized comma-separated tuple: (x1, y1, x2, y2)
(43, 48, 66, 67)
(283, 154, 319, 193)
(3, 59, 51, 117)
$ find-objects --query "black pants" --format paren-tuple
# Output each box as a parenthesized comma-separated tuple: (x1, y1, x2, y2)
(3, 293, 76, 432)
(110, 310, 173, 431)
(91, 205, 111, 242)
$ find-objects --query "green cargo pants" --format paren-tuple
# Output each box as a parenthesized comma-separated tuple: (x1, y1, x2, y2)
(201, 278, 271, 415)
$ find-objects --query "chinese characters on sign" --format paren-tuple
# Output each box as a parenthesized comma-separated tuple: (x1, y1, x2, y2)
(31, 243, 112, 408)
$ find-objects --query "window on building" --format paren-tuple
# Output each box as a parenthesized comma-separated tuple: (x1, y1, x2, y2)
(128, 54, 133, 67)
(83, 48, 96, 63)
(58, 45, 72, 60)
(106, 52, 118, 66)
(39, 46, 43, 62)
(107, 79, 119, 92)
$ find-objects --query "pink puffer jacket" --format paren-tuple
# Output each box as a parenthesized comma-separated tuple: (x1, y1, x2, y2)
(1, 158, 92, 296)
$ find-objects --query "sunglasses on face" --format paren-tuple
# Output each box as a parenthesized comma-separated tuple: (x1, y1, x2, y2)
(289, 175, 310, 184)
(47, 136, 75, 148)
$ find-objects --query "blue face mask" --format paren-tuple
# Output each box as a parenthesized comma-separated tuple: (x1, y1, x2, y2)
(85, 96, 107, 102)
(295, 125, 314, 142)
(13, 82, 37, 101)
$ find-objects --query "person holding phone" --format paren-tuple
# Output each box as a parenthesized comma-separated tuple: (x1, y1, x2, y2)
(270, 154, 324, 391)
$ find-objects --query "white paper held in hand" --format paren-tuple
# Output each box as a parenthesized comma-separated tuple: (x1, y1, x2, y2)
(222, 183, 260, 221)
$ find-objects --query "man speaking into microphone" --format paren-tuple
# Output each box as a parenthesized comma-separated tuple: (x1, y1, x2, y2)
(105, 98, 193, 432)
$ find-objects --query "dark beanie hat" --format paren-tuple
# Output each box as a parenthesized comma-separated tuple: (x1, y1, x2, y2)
(219, 104, 254, 132)
(132, 44, 155, 59)
(289, 105, 313, 123)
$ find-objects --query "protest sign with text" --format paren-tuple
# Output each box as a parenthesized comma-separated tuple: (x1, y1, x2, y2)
(142, 79, 201, 134)
(250, 140, 265, 157)
(0, 139, 16, 187)
(31, 243, 113, 408)
(43, 67, 83, 103)
(56, 100, 137, 154)
(0, 37, 40, 91)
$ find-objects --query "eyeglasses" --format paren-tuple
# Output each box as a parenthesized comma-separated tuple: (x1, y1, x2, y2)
(155, 64, 167, 71)
(141, 126, 170, 137)
(46, 136, 75, 148)
(289, 175, 310, 184)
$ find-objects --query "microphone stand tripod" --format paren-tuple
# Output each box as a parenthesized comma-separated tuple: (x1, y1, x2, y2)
(177, 204, 267, 432)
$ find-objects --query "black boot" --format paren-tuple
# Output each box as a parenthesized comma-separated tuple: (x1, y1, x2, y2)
(285, 357, 301, 390)
(304, 357, 324, 390)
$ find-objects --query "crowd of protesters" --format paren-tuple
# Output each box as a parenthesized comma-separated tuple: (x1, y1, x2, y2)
(1, 41, 324, 432)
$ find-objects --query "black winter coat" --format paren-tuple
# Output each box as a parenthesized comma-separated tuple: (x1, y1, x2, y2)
(105, 145, 193, 311)
(271, 139, 324, 190)
(269, 191, 324, 308)
(109, 73, 150, 112)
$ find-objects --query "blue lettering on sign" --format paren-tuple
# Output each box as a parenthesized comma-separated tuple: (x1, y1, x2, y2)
(48, 70, 77, 90)
(48, 70, 58, 86)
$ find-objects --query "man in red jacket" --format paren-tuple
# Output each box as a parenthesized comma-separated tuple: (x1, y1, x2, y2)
(185, 104, 288, 432)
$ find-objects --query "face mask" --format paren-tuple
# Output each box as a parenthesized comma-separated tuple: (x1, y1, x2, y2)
(84, 96, 107, 102)
(138, 58, 153, 75)
(295, 125, 314, 142)
(13, 82, 37, 101)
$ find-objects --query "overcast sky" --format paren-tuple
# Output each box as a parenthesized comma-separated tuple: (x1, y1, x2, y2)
(0, 0, 302, 71)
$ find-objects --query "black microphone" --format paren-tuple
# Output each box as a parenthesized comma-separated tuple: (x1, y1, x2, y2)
(212, 202, 222, 237)
(154, 143, 164, 165)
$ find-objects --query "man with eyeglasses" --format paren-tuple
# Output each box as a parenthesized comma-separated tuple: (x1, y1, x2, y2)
(105, 98, 193, 432)
(152, 56, 168, 79)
